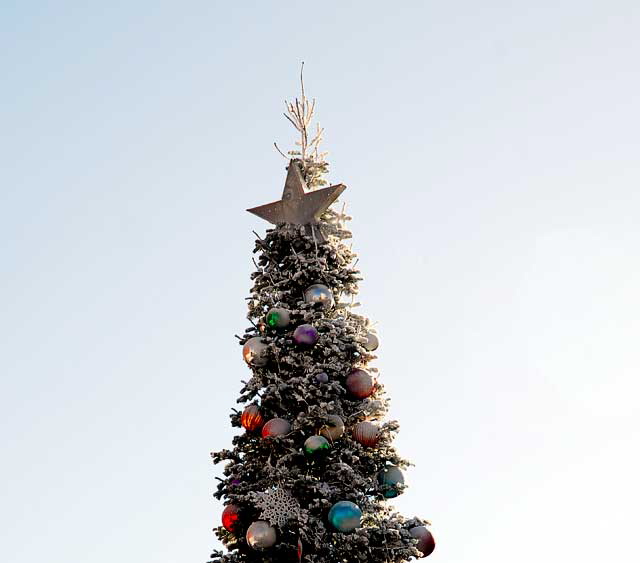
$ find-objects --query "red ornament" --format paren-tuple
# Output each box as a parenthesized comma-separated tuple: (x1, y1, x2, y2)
(297, 538, 303, 562)
(352, 421, 379, 447)
(221, 504, 241, 533)
(261, 417, 292, 438)
(346, 369, 375, 399)
(410, 526, 435, 557)
(241, 405, 264, 432)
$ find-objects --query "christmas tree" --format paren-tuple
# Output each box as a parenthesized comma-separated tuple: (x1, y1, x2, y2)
(210, 77, 435, 563)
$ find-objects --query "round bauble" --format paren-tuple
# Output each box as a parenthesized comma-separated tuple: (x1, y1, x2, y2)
(304, 284, 334, 310)
(352, 421, 379, 447)
(304, 435, 331, 456)
(320, 414, 345, 441)
(246, 520, 277, 549)
(315, 372, 329, 384)
(293, 324, 319, 346)
(363, 332, 379, 351)
(266, 307, 291, 329)
(261, 417, 291, 438)
(241, 405, 264, 433)
(346, 369, 375, 399)
(377, 465, 405, 498)
(328, 501, 362, 532)
(410, 526, 435, 557)
(242, 337, 269, 366)
(221, 504, 241, 533)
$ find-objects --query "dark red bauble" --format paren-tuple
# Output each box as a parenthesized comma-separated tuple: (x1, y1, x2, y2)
(410, 526, 436, 557)
(221, 504, 241, 533)
(261, 417, 292, 438)
(241, 405, 264, 432)
(352, 421, 379, 447)
(346, 369, 375, 399)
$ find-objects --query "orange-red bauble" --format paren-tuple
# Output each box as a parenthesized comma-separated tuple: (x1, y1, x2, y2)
(241, 405, 264, 433)
(346, 369, 375, 399)
(221, 504, 241, 533)
(352, 421, 379, 447)
(261, 417, 291, 438)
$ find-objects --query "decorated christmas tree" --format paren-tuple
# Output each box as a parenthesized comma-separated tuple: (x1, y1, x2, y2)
(210, 77, 435, 563)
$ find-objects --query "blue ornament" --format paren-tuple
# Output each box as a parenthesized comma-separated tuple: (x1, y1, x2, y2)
(328, 501, 362, 532)
(377, 465, 405, 498)
(304, 284, 334, 310)
(315, 372, 329, 383)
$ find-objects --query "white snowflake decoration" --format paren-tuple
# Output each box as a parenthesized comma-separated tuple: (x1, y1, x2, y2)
(250, 487, 300, 528)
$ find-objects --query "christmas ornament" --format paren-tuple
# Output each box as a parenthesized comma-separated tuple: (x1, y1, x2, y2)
(377, 465, 405, 498)
(352, 421, 379, 447)
(242, 337, 269, 366)
(315, 372, 329, 383)
(246, 520, 277, 549)
(250, 487, 301, 527)
(363, 331, 379, 351)
(230, 478, 241, 487)
(346, 369, 375, 399)
(241, 405, 264, 432)
(297, 538, 303, 563)
(261, 417, 291, 438)
(266, 307, 291, 329)
(304, 283, 334, 310)
(328, 500, 362, 532)
(247, 159, 346, 225)
(304, 435, 331, 456)
(293, 324, 319, 346)
(221, 504, 241, 533)
(320, 414, 345, 441)
(410, 526, 436, 557)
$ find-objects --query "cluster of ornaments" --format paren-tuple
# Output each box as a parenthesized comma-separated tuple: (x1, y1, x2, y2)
(231, 282, 435, 556)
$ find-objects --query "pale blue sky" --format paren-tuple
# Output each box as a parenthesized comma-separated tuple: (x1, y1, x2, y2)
(1, 2, 639, 562)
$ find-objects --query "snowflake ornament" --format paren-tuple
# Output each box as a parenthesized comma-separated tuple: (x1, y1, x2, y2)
(250, 487, 301, 528)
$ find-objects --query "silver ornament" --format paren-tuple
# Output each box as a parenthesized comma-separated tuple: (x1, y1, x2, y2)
(242, 337, 269, 366)
(304, 284, 334, 310)
(320, 414, 345, 441)
(363, 332, 379, 351)
(246, 520, 277, 549)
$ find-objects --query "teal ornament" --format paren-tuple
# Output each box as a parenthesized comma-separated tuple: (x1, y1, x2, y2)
(377, 465, 405, 498)
(304, 435, 330, 456)
(328, 501, 362, 532)
(266, 307, 290, 329)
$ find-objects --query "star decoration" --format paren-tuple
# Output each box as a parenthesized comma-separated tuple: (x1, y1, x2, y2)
(247, 160, 346, 225)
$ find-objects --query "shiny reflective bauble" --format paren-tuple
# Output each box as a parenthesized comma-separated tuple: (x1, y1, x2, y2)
(241, 405, 264, 433)
(266, 307, 291, 329)
(315, 372, 329, 384)
(242, 337, 269, 366)
(221, 504, 241, 532)
(320, 414, 345, 441)
(304, 435, 331, 456)
(363, 332, 379, 351)
(261, 417, 291, 438)
(328, 501, 362, 532)
(304, 284, 334, 310)
(352, 421, 379, 447)
(409, 526, 435, 557)
(246, 520, 277, 549)
(293, 324, 319, 346)
(377, 465, 405, 498)
(346, 369, 375, 399)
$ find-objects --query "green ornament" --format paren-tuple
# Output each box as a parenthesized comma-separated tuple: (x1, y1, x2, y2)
(266, 307, 291, 329)
(304, 435, 330, 456)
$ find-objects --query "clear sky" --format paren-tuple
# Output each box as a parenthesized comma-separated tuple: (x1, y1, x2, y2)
(1, 2, 638, 562)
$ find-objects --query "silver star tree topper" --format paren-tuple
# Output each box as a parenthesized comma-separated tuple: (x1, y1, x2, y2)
(247, 160, 346, 225)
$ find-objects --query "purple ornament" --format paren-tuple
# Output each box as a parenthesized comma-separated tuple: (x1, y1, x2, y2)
(315, 372, 329, 383)
(230, 478, 241, 487)
(293, 324, 319, 346)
